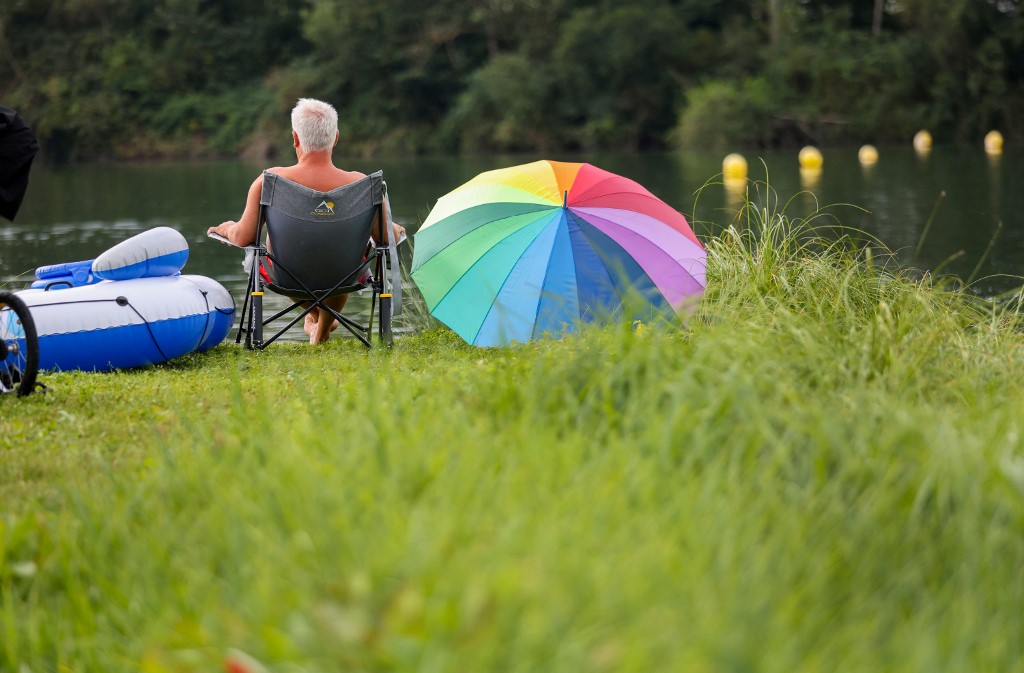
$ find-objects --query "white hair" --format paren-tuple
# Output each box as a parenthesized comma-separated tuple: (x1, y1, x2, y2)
(291, 98, 338, 152)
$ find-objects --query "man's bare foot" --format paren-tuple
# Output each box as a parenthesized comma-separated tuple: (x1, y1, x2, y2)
(304, 308, 339, 343)
(310, 318, 333, 344)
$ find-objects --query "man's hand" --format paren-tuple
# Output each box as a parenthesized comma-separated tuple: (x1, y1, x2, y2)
(208, 221, 235, 238)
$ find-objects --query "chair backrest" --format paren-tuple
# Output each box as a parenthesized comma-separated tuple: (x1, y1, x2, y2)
(259, 170, 384, 293)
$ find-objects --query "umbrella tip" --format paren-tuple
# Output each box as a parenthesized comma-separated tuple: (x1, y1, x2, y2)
(563, 190, 568, 209)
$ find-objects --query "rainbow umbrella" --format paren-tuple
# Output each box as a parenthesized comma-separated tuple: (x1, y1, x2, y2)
(411, 160, 706, 346)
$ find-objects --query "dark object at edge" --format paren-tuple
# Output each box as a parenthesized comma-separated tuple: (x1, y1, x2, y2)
(0, 106, 39, 222)
(0, 291, 40, 396)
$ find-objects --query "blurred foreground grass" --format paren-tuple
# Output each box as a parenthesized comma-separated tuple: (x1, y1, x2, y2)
(2, 200, 1024, 672)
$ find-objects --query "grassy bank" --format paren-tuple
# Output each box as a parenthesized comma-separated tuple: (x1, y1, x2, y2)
(3, 201, 1024, 672)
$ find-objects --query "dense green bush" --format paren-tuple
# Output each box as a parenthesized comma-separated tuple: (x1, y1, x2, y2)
(2, 0, 1022, 160)
(441, 54, 556, 153)
(672, 77, 778, 150)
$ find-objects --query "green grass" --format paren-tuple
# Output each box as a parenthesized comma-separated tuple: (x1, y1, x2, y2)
(3, 194, 1024, 672)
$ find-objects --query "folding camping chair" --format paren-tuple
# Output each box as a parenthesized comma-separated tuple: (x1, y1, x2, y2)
(228, 170, 402, 349)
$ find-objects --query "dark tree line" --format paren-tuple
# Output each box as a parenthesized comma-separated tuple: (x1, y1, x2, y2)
(1, 0, 1022, 162)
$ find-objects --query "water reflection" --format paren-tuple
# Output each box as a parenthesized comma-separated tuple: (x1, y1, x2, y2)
(799, 166, 822, 190)
(723, 177, 747, 212)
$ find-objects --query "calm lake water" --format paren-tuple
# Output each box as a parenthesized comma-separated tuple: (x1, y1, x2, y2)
(2, 148, 1022, 339)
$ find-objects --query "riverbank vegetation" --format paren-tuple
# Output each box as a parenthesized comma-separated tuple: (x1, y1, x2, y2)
(2, 0, 1022, 161)
(3, 196, 1024, 670)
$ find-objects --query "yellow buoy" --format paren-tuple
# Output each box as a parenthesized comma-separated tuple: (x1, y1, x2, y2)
(858, 144, 879, 165)
(722, 153, 748, 180)
(799, 146, 823, 170)
(913, 130, 932, 153)
(985, 130, 1004, 154)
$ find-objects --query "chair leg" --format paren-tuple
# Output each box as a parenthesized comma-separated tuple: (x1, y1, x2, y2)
(250, 287, 264, 350)
(319, 302, 372, 348)
(380, 294, 393, 347)
(372, 288, 380, 344)
(236, 290, 250, 345)
(236, 265, 255, 345)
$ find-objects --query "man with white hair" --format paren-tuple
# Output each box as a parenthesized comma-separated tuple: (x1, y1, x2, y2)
(209, 98, 403, 344)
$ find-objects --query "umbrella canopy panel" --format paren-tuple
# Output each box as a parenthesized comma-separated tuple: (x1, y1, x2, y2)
(412, 160, 706, 346)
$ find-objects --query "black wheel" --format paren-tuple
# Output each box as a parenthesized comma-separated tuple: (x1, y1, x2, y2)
(0, 291, 39, 397)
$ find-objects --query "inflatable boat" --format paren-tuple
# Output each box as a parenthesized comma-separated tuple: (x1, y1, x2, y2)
(17, 227, 235, 371)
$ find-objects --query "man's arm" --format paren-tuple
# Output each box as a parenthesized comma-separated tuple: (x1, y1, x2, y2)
(208, 175, 263, 246)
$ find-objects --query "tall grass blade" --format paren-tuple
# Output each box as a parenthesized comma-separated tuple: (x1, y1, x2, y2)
(912, 190, 946, 264)
(967, 219, 1003, 286)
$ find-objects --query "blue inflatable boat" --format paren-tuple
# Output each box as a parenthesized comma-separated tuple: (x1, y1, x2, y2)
(17, 227, 235, 371)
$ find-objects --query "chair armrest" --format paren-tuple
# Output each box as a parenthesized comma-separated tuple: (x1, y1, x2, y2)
(208, 232, 258, 249)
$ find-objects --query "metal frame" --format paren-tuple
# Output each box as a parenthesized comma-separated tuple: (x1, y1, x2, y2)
(235, 197, 395, 350)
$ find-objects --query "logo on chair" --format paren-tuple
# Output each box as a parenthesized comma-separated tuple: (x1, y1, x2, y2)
(311, 200, 335, 216)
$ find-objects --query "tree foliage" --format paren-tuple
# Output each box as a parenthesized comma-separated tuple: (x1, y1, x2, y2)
(1, 0, 1022, 161)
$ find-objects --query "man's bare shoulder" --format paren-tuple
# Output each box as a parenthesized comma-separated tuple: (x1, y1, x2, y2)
(334, 168, 367, 185)
(256, 167, 288, 185)
(271, 165, 365, 191)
